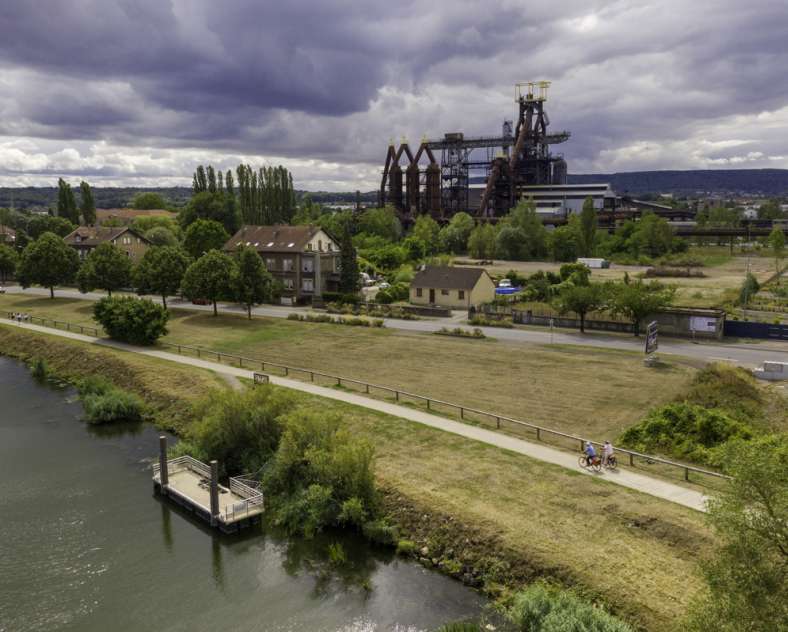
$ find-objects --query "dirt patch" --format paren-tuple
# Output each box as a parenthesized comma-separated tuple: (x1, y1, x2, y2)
(602, 503, 712, 553)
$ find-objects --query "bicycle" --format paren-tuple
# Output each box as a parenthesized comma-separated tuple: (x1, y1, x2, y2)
(603, 454, 618, 470)
(578, 454, 602, 473)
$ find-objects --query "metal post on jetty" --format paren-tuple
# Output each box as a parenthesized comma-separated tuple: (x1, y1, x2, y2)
(209, 460, 220, 527)
(158, 436, 169, 492)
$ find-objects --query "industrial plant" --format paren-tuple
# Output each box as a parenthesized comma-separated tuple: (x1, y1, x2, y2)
(380, 82, 618, 223)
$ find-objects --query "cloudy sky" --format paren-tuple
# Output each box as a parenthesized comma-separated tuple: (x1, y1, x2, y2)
(0, 0, 786, 190)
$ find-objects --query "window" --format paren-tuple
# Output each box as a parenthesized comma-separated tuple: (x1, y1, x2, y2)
(307, 243, 312, 251)
(122, 236, 131, 245)
(265, 258, 276, 270)
(458, 290, 465, 300)
(302, 278, 314, 292)
(282, 258, 294, 272)
(327, 242, 332, 251)
(75, 235, 82, 243)
(416, 288, 423, 297)
(318, 239, 322, 251)
(283, 278, 294, 290)
(441, 289, 449, 296)
(302, 258, 314, 273)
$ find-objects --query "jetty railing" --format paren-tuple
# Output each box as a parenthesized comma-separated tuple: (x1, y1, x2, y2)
(225, 476, 265, 520)
(8, 312, 731, 484)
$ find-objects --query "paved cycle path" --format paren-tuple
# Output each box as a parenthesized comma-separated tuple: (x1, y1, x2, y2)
(2, 320, 709, 512)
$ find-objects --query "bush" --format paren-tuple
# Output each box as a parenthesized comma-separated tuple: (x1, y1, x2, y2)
(93, 296, 169, 345)
(508, 582, 634, 632)
(191, 387, 296, 475)
(263, 411, 378, 537)
(362, 519, 398, 546)
(468, 316, 513, 328)
(287, 313, 383, 327)
(436, 327, 486, 339)
(82, 389, 144, 424)
(375, 281, 409, 304)
(30, 357, 49, 380)
(396, 539, 417, 556)
(619, 402, 754, 466)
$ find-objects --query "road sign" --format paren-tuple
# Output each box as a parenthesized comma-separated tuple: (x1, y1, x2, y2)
(645, 321, 658, 355)
(253, 372, 270, 385)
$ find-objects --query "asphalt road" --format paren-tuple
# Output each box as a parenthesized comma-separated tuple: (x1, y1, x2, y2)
(5, 286, 786, 367)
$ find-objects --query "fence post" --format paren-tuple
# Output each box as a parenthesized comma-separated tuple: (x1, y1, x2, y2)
(426, 399, 431, 411)
(158, 436, 169, 491)
(460, 407, 464, 419)
(365, 383, 369, 394)
(197, 349, 201, 358)
(629, 453, 634, 466)
(337, 377, 341, 387)
(496, 416, 501, 429)
(684, 467, 689, 482)
(284, 367, 288, 376)
(395, 391, 399, 402)
(310, 372, 314, 382)
(536, 427, 540, 441)
(239, 357, 243, 368)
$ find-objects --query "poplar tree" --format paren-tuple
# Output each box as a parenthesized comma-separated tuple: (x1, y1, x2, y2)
(57, 178, 79, 224)
(80, 181, 96, 225)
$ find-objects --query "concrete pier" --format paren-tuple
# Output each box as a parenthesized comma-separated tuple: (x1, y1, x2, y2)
(152, 449, 264, 533)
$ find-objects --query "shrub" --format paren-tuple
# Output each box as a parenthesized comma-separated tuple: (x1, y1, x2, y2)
(82, 389, 144, 424)
(287, 313, 383, 327)
(396, 539, 417, 556)
(436, 327, 487, 339)
(468, 316, 513, 328)
(508, 582, 634, 632)
(619, 402, 754, 466)
(362, 519, 398, 546)
(191, 386, 296, 475)
(30, 357, 49, 380)
(93, 296, 169, 345)
(264, 411, 378, 537)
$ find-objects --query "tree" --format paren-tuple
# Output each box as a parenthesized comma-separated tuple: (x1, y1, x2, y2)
(76, 242, 133, 297)
(144, 226, 178, 247)
(499, 198, 547, 259)
(181, 250, 237, 316)
(183, 219, 230, 259)
(233, 246, 272, 318)
(553, 283, 608, 333)
(610, 280, 675, 336)
(131, 192, 168, 210)
(133, 245, 192, 308)
(411, 215, 441, 254)
(439, 212, 474, 254)
(179, 191, 238, 234)
(339, 221, 360, 294)
(357, 207, 402, 242)
(0, 243, 18, 282)
(631, 213, 675, 257)
(757, 199, 783, 220)
(467, 223, 496, 259)
(93, 296, 169, 345)
(79, 181, 96, 225)
(495, 225, 529, 260)
(739, 272, 760, 307)
(687, 435, 788, 632)
(549, 223, 581, 262)
(57, 178, 79, 224)
(26, 215, 75, 239)
(16, 232, 80, 298)
(767, 227, 785, 277)
(579, 196, 598, 257)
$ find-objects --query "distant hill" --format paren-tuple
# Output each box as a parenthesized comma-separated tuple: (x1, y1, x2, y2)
(567, 169, 788, 196)
(2, 169, 787, 210)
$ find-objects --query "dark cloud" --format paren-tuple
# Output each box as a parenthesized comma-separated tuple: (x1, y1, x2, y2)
(0, 0, 786, 188)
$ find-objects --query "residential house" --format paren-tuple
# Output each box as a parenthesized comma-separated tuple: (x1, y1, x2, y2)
(63, 226, 151, 262)
(0, 225, 16, 245)
(224, 225, 340, 303)
(410, 265, 495, 309)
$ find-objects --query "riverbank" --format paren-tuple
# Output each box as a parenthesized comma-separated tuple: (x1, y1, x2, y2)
(0, 325, 714, 631)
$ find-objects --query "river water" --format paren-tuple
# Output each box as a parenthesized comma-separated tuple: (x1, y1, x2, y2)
(0, 357, 484, 632)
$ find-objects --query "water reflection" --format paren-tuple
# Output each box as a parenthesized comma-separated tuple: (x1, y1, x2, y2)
(85, 420, 145, 438)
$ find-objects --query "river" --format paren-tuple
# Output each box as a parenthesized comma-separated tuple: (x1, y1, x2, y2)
(0, 357, 484, 632)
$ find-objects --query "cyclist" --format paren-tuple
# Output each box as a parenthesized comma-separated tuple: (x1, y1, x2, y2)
(584, 441, 597, 466)
(602, 441, 614, 466)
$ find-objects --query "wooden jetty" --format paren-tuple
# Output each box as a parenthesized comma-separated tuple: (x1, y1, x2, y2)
(152, 436, 264, 533)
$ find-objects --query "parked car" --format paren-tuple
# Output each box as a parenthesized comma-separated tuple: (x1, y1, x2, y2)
(497, 278, 512, 288)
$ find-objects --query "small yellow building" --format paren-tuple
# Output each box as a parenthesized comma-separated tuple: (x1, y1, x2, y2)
(410, 265, 495, 309)
(63, 226, 151, 263)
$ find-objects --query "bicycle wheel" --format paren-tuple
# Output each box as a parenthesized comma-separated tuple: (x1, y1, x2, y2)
(578, 456, 588, 468)
(607, 456, 618, 470)
(591, 460, 602, 473)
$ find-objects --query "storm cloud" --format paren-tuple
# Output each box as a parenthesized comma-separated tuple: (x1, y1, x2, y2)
(0, 0, 786, 189)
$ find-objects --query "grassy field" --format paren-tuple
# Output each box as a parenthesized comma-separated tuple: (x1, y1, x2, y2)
(474, 247, 776, 308)
(0, 323, 713, 632)
(0, 293, 696, 444)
